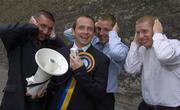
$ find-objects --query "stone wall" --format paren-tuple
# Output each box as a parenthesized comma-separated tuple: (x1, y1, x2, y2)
(0, 0, 180, 109)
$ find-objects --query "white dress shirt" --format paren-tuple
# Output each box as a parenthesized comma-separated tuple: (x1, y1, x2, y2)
(124, 33, 180, 107)
(72, 42, 91, 52)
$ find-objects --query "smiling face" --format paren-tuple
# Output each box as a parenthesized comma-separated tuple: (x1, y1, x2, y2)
(95, 14, 116, 43)
(136, 21, 153, 48)
(96, 19, 113, 42)
(36, 15, 54, 41)
(135, 16, 157, 48)
(73, 16, 95, 48)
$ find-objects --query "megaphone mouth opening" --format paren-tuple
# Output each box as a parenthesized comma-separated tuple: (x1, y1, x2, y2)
(26, 48, 69, 96)
(35, 48, 68, 76)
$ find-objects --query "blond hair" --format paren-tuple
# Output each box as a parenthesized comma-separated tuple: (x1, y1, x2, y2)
(136, 15, 157, 27)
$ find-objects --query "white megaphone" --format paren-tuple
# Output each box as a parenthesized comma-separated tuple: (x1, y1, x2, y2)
(26, 48, 68, 97)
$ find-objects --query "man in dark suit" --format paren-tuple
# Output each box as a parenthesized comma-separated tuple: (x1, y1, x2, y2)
(0, 10, 65, 110)
(46, 15, 110, 110)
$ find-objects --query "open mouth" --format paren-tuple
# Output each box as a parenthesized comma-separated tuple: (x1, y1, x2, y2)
(80, 35, 89, 40)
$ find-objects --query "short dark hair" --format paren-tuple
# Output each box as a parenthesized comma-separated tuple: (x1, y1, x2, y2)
(34, 10, 55, 22)
(98, 14, 116, 27)
(72, 15, 95, 32)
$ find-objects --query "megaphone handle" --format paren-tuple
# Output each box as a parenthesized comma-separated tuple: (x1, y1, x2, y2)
(27, 78, 50, 87)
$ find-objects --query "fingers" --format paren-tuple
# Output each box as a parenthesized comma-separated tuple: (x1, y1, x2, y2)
(153, 19, 163, 33)
(133, 32, 138, 42)
(70, 54, 83, 70)
(25, 82, 48, 100)
(26, 89, 46, 99)
(112, 22, 119, 32)
(29, 16, 38, 26)
(26, 91, 37, 100)
(50, 27, 56, 38)
(37, 89, 47, 98)
(95, 19, 101, 27)
(70, 54, 80, 66)
(133, 32, 143, 45)
(95, 22, 99, 27)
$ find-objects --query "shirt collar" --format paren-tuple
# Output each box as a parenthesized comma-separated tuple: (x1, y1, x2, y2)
(92, 36, 100, 44)
(72, 42, 91, 52)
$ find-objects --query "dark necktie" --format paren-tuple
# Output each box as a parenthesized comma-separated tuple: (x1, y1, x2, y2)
(78, 49, 84, 53)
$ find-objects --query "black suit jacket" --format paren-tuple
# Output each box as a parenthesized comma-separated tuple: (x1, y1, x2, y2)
(0, 23, 65, 110)
(46, 45, 110, 110)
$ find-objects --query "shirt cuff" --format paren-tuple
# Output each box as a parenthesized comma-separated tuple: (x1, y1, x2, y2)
(108, 31, 121, 41)
(153, 33, 165, 41)
(109, 31, 118, 36)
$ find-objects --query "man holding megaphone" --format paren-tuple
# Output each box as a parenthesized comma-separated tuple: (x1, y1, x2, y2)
(45, 15, 110, 110)
(0, 10, 65, 110)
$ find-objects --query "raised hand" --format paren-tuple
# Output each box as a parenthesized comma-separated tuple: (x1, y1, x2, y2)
(153, 19, 163, 34)
(29, 16, 38, 26)
(70, 54, 84, 71)
(112, 22, 119, 32)
(133, 32, 140, 44)
(50, 27, 56, 39)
